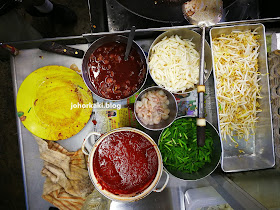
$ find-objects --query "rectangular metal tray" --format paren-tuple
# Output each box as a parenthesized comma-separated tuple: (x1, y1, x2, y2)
(11, 22, 277, 209)
(210, 23, 275, 172)
(11, 28, 213, 210)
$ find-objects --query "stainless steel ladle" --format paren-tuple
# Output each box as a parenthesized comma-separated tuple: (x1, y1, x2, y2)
(182, 0, 223, 146)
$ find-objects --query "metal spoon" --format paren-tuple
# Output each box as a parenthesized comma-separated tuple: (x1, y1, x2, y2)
(182, 0, 223, 147)
(124, 26, 136, 61)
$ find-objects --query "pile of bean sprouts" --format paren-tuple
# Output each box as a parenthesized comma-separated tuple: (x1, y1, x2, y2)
(212, 29, 262, 146)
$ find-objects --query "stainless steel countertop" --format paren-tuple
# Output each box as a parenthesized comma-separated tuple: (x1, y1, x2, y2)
(11, 27, 269, 209)
(11, 44, 95, 209)
(11, 42, 214, 210)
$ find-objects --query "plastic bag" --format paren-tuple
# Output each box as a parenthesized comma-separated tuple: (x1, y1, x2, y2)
(82, 189, 111, 210)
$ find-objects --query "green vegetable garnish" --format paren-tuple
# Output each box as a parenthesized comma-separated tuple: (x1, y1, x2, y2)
(159, 118, 213, 174)
(17, 111, 24, 117)
(219, 104, 222, 111)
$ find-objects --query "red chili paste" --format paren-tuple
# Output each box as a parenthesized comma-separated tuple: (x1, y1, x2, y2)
(88, 42, 146, 100)
(93, 131, 158, 195)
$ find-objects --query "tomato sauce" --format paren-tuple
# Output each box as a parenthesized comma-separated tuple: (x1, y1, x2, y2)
(93, 131, 158, 195)
(88, 42, 146, 100)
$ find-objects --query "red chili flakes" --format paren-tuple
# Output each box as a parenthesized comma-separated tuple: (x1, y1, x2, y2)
(58, 133, 63, 139)
(20, 115, 26, 121)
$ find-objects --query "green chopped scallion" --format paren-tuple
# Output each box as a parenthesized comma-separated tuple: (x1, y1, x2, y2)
(159, 117, 214, 174)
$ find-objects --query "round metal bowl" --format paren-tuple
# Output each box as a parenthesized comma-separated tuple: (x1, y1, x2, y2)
(134, 86, 178, 131)
(147, 28, 212, 94)
(82, 35, 148, 101)
(158, 116, 221, 181)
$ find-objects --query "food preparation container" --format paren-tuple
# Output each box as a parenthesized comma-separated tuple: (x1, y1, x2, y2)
(134, 86, 178, 131)
(210, 23, 275, 172)
(147, 28, 212, 94)
(81, 35, 148, 101)
(158, 116, 221, 181)
(81, 127, 169, 202)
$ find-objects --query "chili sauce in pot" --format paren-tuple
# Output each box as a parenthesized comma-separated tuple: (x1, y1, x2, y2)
(87, 42, 146, 100)
(92, 130, 158, 195)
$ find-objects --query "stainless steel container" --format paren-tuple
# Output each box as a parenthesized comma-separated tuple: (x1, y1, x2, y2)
(81, 35, 148, 101)
(81, 127, 169, 202)
(134, 86, 178, 131)
(210, 23, 275, 172)
(147, 28, 212, 94)
(158, 116, 222, 181)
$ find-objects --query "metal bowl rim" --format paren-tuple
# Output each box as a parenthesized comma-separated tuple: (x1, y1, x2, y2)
(134, 86, 178, 131)
(147, 28, 212, 95)
(86, 127, 164, 202)
(158, 116, 221, 181)
(81, 35, 148, 102)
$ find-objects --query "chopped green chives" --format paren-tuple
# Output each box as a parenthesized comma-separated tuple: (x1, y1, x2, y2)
(159, 118, 214, 174)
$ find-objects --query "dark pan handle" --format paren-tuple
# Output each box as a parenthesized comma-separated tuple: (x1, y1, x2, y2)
(197, 90, 206, 147)
(197, 122, 206, 147)
(39, 41, 84, 58)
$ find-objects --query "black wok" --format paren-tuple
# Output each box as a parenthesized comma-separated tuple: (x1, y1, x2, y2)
(115, 0, 187, 23)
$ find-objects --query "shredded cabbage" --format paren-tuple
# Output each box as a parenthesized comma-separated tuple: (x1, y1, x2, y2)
(212, 29, 262, 145)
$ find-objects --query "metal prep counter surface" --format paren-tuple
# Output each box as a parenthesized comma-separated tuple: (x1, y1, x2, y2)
(11, 41, 216, 210)
(11, 23, 274, 209)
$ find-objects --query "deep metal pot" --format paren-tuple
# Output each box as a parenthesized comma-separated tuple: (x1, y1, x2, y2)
(82, 127, 169, 202)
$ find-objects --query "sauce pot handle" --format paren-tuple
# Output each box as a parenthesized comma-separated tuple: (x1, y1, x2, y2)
(82, 132, 101, 155)
(153, 169, 170, 193)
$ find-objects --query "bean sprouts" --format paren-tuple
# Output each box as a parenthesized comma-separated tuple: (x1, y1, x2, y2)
(212, 29, 262, 146)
